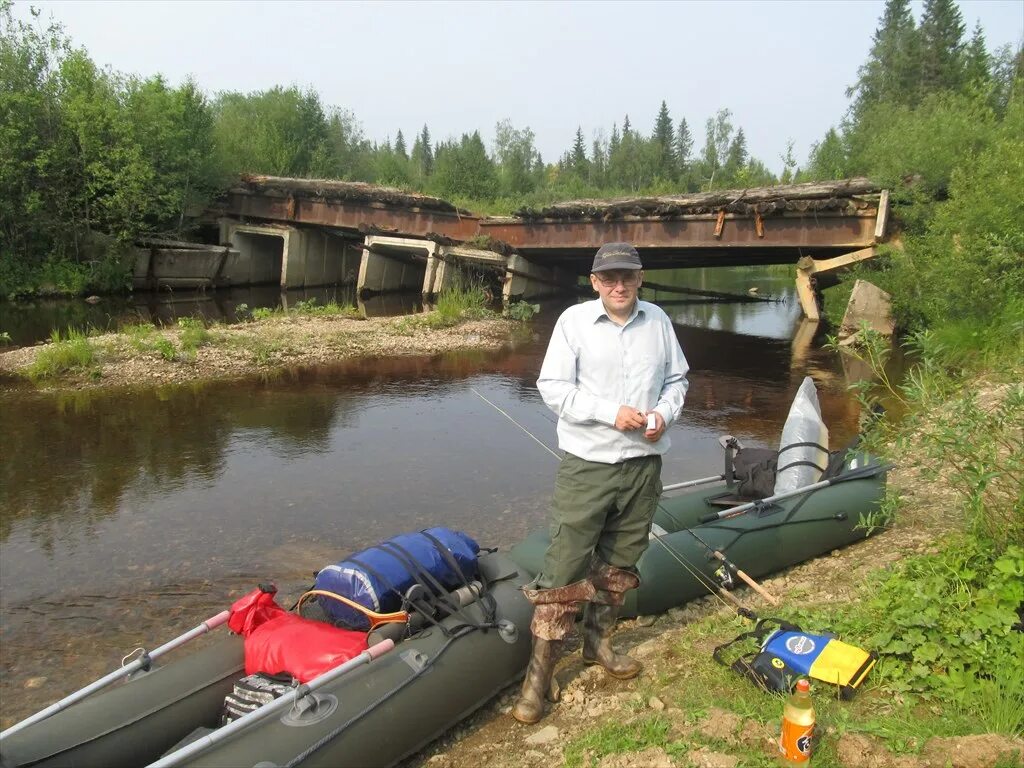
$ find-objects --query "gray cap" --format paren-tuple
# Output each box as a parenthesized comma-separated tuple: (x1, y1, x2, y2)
(591, 242, 642, 272)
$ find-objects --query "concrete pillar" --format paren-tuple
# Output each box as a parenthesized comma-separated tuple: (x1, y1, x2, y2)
(357, 236, 433, 295)
(503, 254, 576, 302)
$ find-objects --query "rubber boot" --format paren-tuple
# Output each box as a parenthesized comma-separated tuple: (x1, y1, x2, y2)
(511, 636, 562, 724)
(581, 601, 642, 679)
(512, 578, 595, 724)
(582, 561, 642, 679)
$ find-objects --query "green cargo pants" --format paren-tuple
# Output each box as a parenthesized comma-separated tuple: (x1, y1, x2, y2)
(536, 453, 663, 589)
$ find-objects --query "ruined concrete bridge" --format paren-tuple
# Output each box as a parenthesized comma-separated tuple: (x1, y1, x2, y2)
(212, 175, 891, 320)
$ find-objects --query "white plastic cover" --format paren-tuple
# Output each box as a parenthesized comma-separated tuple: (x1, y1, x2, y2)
(773, 376, 829, 495)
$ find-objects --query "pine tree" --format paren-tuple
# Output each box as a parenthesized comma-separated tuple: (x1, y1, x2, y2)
(849, 0, 920, 113)
(723, 127, 748, 184)
(571, 126, 588, 174)
(652, 100, 676, 177)
(918, 0, 967, 94)
(394, 129, 407, 159)
(675, 118, 693, 172)
(419, 124, 433, 176)
(622, 114, 631, 138)
(609, 122, 620, 154)
(962, 21, 992, 88)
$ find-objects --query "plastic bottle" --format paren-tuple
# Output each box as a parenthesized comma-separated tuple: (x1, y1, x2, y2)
(779, 678, 815, 765)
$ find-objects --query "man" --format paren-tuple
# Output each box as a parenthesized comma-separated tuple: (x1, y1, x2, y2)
(513, 242, 689, 724)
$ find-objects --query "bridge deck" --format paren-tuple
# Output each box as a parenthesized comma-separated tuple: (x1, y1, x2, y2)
(217, 177, 885, 273)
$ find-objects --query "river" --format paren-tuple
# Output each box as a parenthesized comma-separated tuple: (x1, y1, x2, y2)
(0, 266, 866, 727)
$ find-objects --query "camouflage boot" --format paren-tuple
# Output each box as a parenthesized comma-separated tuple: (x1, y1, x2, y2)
(512, 579, 595, 724)
(581, 561, 642, 680)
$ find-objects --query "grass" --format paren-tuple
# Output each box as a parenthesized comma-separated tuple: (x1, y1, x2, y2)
(26, 328, 95, 380)
(245, 298, 362, 321)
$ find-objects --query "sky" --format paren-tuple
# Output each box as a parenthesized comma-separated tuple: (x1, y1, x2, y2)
(12, 0, 1024, 175)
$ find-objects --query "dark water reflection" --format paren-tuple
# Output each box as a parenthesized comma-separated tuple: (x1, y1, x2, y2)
(0, 284, 422, 348)
(0, 267, 866, 727)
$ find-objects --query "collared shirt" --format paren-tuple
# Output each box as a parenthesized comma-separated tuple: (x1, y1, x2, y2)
(537, 298, 689, 464)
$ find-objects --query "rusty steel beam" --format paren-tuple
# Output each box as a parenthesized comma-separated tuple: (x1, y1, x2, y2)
(480, 212, 877, 252)
(223, 192, 481, 241)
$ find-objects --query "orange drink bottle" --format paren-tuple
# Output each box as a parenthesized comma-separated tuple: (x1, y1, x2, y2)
(779, 678, 815, 765)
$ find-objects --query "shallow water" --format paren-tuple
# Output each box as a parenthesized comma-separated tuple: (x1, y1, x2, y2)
(0, 267, 867, 726)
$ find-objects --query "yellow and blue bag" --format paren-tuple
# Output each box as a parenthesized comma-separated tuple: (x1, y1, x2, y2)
(713, 617, 876, 699)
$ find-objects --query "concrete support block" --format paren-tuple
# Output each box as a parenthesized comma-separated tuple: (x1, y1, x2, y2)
(503, 254, 576, 302)
(430, 246, 509, 296)
(357, 236, 433, 295)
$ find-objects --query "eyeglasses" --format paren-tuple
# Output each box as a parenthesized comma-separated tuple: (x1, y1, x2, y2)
(594, 273, 640, 287)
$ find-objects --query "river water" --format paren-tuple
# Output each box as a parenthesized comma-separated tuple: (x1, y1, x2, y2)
(0, 267, 866, 727)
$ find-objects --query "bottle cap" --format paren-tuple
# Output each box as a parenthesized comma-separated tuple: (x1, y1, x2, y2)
(796, 679, 810, 692)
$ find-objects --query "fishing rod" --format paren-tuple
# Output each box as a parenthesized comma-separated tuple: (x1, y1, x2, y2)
(469, 388, 773, 615)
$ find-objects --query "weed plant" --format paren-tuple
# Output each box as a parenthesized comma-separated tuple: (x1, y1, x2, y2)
(26, 328, 94, 380)
(502, 301, 539, 322)
(177, 317, 210, 357)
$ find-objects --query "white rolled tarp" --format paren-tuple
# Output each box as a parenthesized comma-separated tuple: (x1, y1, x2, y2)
(774, 376, 829, 495)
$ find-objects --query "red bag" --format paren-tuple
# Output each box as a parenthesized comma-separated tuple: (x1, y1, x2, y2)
(228, 587, 369, 683)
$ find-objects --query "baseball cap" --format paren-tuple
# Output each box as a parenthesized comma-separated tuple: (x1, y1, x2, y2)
(591, 242, 642, 272)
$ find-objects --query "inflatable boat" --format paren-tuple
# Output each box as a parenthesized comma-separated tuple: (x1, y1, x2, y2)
(0, 455, 889, 768)
(510, 450, 890, 617)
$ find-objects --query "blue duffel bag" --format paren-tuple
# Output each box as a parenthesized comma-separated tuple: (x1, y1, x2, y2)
(314, 527, 480, 629)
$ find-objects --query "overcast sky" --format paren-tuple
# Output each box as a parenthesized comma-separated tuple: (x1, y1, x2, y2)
(13, 0, 1024, 174)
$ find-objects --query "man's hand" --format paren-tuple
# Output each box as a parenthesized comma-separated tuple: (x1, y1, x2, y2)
(614, 405, 647, 431)
(644, 411, 665, 441)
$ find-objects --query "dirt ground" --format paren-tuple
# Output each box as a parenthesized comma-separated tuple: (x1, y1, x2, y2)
(0, 314, 519, 391)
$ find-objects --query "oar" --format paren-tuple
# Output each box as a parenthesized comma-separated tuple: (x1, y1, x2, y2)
(698, 461, 893, 524)
(145, 639, 396, 768)
(0, 610, 231, 741)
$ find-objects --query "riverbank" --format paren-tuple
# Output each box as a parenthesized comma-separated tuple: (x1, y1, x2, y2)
(0, 310, 522, 391)
(405, 372, 1023, 768)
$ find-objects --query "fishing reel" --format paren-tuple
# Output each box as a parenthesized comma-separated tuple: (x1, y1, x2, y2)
(714, 560, 739, 591)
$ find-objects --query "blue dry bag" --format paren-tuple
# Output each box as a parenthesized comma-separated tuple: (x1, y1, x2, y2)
(314, 527, 480, 629)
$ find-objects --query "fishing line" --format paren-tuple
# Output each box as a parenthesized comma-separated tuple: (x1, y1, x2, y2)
(469, 387, 562, 461)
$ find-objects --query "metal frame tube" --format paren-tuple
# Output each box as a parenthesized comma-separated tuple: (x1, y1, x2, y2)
(145, 639, 395, 768)
(0, 610, 231, 741)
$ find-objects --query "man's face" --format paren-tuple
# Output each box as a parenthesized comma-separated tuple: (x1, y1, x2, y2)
(590, 269, 643, 314)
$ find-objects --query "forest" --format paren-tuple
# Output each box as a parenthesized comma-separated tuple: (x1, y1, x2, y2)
(1, 0, 1022, 335)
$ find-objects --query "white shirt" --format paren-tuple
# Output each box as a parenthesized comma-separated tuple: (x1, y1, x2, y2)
(537, 298, 689, 464)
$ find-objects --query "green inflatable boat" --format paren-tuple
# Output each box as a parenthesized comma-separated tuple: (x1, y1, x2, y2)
(0, 552, 533, 768)
(510, 450, 890, 618)
(0, 453, 889, 768)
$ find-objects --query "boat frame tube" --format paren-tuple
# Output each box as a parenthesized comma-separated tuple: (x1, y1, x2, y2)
(0, 610, 231, 742)
(146, 640, 395, 768)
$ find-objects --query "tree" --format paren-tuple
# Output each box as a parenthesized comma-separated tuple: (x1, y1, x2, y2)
(570, 126, 588, 178)
(675, 118, 693, 173)
(779, 139, 798, 184)
(848, 0, 919, 114)
(212, 86, 331, 178)
(722, 127, 748, 184)
(414, 124, 433, 177)
(652, 100, 676, 178)
(431, 131, 498, 200)
(394, 129, 407, 159)
(697, 109, 733, 188)
(962, 21, 991, 88)
(493, 119, 541, 196)
(918, 0, 966, 94)
(806, 128, 848, 181)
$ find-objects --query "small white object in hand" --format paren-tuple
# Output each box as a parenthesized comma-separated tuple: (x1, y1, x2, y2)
(647, 413, 656, 431)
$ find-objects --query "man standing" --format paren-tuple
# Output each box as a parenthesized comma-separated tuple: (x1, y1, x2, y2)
(513, 242, 689, 724)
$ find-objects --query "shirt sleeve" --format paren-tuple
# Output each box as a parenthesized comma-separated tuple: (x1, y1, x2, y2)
(653, 317, 689, 428)
(537, 316, 620, 426)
